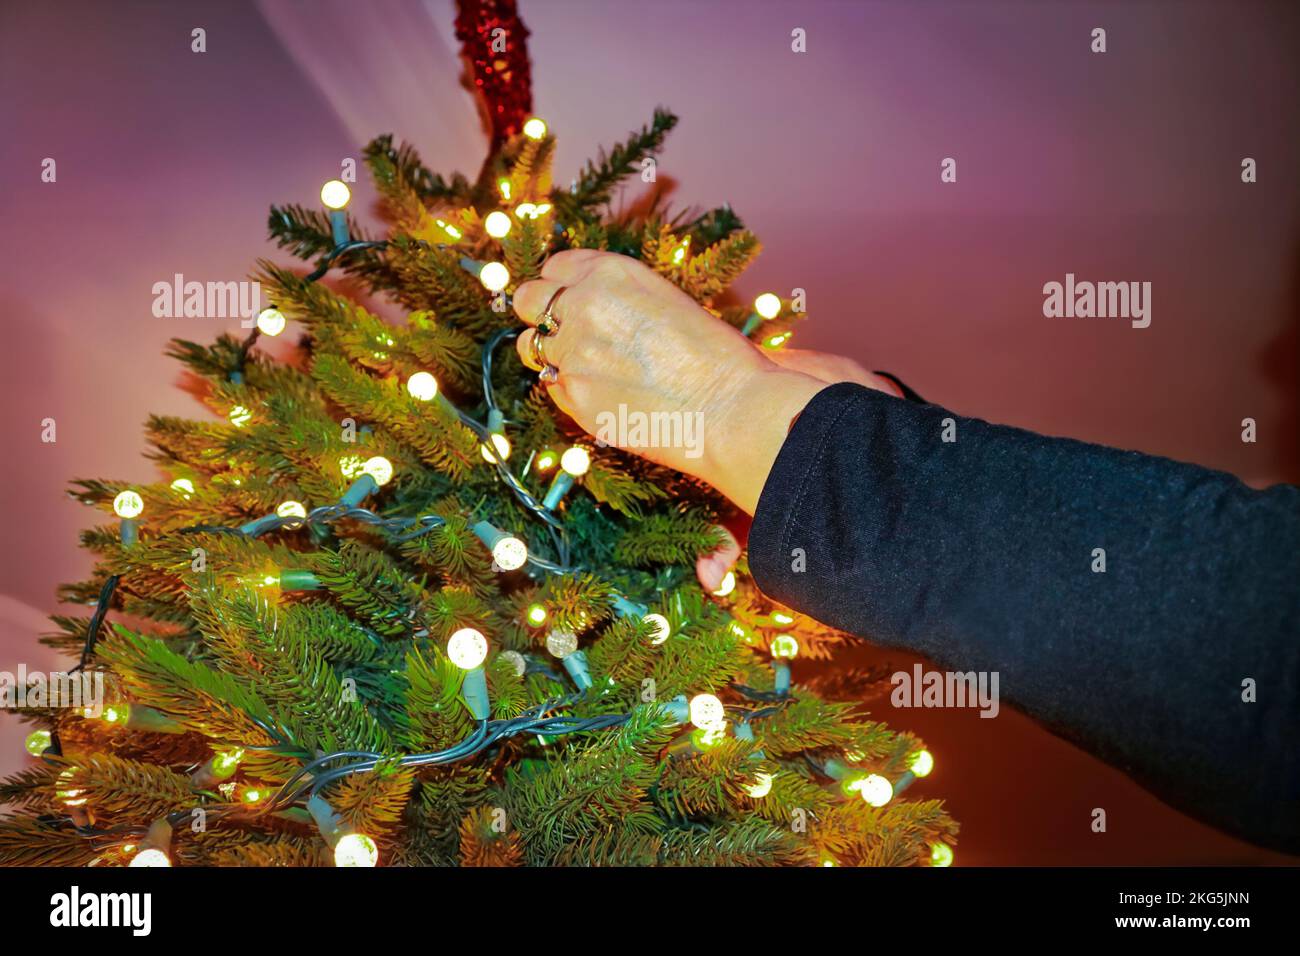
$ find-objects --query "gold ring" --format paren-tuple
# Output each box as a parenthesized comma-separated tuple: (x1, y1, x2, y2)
(537, 286, 567, 336)
(529, 330, 548, 370)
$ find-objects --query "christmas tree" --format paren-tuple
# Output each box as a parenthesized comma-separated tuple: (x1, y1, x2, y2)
(0, 2, 956, 868)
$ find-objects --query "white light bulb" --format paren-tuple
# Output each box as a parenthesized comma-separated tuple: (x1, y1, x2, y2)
(334, 833, 378, 867)
(320, 180, 351, 210)
(447, 627, 489, 670)
(911, 749, 934, 778)
(170, 478, 194, 497)
(744, 772, 773, 799)
(852, 773, 894, 808)
(407, 371, 439, 401)
(276, 500, 307, 519)
(484, 211, 512, 238)
(361, 456, 393, 486)
(479, 261, 510, 292)
(514, 202, 537, 219)
(229, 405, 252, 427)
(689, 693, 726, 731)
(480, 432, 511, 462)
(753, 293, 782, 320)
(256, 307, 286, 336)
(129, 848, 171, 868)
(522, 117, 548, 140)
(492, 534, 528, 571)
(545, 630, 579, 659)
(711, 570, 736, 597)
(643, 612, 671, 645)
(113, 490, 144, 519)
(560, 446, 590, 476)
(499, 650, 527, 678)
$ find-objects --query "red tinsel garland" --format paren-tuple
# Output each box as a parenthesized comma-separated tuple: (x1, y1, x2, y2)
(455, 0, 534, 147)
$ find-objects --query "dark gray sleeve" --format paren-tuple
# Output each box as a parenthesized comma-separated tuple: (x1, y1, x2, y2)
(749, 381, 1300, 854)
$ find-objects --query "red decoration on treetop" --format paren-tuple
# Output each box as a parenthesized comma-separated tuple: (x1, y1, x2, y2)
(455, 0, 534, 148)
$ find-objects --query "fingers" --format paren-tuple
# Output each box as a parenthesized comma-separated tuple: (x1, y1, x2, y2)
(696, 525, 741, 592)
(512, 278, 565, 328)
(516, 326, 573, 373)
(540, 249, 604, 283)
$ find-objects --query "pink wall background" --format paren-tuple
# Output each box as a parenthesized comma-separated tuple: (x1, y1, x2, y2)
(1, 0, 1296, 864)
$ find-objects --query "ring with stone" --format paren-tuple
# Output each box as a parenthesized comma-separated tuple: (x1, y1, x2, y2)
(537, 286, 567, 336)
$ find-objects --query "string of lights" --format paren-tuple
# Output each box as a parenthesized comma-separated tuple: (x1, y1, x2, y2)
(44, 131, 936, 867)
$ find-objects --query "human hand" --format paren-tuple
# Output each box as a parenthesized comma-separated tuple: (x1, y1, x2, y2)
(513, 250, 827, 514)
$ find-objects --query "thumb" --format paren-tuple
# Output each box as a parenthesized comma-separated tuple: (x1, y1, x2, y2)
(696, 524, 742, 592)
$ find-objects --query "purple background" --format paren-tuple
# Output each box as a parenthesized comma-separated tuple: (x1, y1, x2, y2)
(1, 0, 1296, 864)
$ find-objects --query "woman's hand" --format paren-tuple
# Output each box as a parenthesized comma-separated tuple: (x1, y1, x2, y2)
(513, 251, 827, 514)
(513, 250, 899, 514)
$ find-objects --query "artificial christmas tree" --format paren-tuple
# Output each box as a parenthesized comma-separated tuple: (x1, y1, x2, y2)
(0, 10, 956, 868)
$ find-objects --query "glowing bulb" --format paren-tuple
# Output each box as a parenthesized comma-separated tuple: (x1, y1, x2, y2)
(435, 219, 463, 240)
(545, 630, 579, 659)
(672, 237, 690, 265)
(499, 650, 527, 678)
(533, 202, 552, 215)
(514, 202, 537, 219)
(320, 180, 351, 210)
(24, 729, 51, 756)
(103, 704, 130, 725)
(484, 211, 512, 238)
(560, 446, 590, 476)
(643, 613, 671, 645)
(480, 432, 511, 462)
(406, 371, 439, 401)
(129, 848, 171, 868)
(930, 842, 954, 867)
(212, 748, 243, 777)
(170, 478, 195, 498)
(689, 693, 726, 731)
(241, 787, 266, 804)
(334, 833, 378, 867)
(491, 534, 528, 571)
(498, 179, 512, 200)
(277, 500, 307, 519)
(526, 603, 548, 627)
(743, 772, 773, 799)
(771, 611, 794, 625)
(753, 293, 782, 320)
(522, 117, 548, 140)
(447, 628, 488, 670)
(479, 261, 510, 292)
(256, 307, 286, 336)
(112, 490, 144, 519)
(711, 570, 736, 597)
(361, 456, 393, 486)
(910, 749, 934, 778)
(850, 773, 893, 808)
(56, 770, 85, 807)
(339, 455, 365, 478)
(229, 405, 252, 427)
(534, 450, 557, 471)
(770, 634, 799, 659)
(763, 333, 791, 349)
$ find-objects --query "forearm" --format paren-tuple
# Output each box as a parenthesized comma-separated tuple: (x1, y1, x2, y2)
(748, 382, 1300, 853)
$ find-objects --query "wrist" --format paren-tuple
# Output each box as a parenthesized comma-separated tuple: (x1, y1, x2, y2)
(702, 364, 825, 514)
